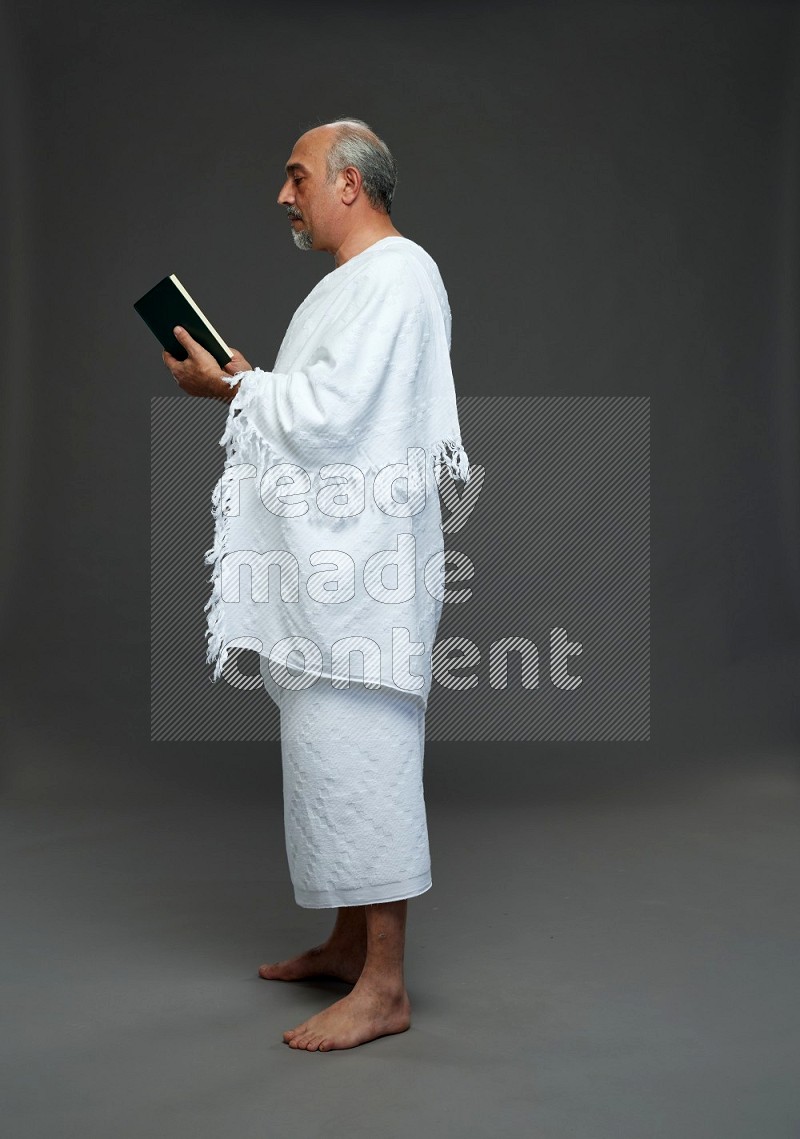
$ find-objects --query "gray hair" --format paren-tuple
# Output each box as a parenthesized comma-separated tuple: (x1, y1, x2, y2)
(322, 118, 397, 215)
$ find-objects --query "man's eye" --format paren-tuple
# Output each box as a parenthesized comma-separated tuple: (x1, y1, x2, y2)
(293, 176, 304, 184)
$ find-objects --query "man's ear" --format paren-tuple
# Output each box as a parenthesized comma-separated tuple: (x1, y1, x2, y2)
(341, 164, 362, 205)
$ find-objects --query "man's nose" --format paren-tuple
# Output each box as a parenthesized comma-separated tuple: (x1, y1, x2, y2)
(277, 179, 293, 206)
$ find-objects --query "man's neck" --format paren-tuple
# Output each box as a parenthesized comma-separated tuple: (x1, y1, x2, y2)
(332, 221, 403, 268)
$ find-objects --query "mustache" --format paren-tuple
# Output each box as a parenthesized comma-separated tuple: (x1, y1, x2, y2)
(286, 207, 303, 220)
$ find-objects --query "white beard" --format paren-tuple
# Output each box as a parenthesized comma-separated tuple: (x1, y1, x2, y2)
(291, 225, 313, 251)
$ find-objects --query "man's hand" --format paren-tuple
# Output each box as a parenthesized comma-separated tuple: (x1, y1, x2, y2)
(163, 326, 253, 402)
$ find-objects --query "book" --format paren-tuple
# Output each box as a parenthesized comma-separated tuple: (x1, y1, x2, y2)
(133, 274, 234, 367)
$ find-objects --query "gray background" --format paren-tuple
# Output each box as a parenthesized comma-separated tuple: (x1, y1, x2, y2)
(2, 1, 799, 1136)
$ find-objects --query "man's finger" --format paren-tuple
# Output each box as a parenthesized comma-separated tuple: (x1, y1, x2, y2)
(173, 326, 196, 357)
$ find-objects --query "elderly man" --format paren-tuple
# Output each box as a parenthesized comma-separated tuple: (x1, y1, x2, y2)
(163, 118, 469, 1051)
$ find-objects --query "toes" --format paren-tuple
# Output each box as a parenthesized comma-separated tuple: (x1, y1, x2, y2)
(260, 962, 285, 978)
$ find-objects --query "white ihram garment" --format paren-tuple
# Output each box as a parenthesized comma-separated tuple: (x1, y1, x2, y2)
(205, 235, 470, 907)
(260, 656, 431, 907)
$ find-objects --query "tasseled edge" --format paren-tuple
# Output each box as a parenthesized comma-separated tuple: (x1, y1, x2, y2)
(432, 436, 471, 487)
(203, 372, 269, 683)
(202, 464, 232, 683)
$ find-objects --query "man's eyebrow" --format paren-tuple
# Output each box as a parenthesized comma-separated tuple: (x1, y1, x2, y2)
(285, 162, 309, 174)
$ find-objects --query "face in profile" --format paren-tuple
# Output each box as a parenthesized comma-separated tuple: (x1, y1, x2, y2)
(277, 128, 338, 252)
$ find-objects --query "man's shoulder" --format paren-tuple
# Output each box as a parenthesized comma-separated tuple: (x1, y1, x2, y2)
(374, 236, 441, 275)
(359, 238, 446, 301)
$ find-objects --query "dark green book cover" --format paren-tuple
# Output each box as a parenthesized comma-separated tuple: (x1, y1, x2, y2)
(133, 274, 234, 367)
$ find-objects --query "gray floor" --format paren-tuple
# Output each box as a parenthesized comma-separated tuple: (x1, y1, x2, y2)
(3, 672, 799, 1139)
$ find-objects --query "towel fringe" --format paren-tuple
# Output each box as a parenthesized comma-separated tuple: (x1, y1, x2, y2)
(431, 436, 471, 487)
(203, 388, 273, 683)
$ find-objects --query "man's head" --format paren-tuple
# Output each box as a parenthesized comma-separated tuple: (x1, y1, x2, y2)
(277, 118, 397, 253)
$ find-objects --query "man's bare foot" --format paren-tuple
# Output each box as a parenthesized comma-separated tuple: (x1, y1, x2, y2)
(258, 939, 367, 985)
(283, 978, 411, 1051)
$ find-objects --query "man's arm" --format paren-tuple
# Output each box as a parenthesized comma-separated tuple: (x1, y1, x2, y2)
(165, 257, 430, 448)
(223, 260, 429, 452)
